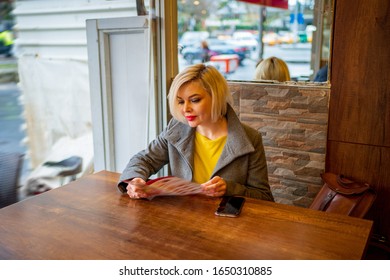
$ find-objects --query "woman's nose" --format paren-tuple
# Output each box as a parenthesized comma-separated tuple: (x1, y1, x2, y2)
(184, 101, 191, 112)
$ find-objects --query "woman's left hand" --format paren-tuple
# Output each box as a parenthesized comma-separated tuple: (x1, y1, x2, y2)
(201, 176, 226, 197)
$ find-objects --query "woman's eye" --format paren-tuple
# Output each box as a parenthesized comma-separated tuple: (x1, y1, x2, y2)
(191, 98, 200, 103)
(177, 100, 184, 105)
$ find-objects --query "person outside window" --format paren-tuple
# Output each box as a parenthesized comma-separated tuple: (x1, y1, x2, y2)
(200, 40, 210, 63)
(118, 64, 274, 201)
(313, 64, 328, 82)
(0, 29, 13, 57)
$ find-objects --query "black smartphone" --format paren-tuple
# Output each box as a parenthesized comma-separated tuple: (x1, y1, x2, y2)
(215, 196, 245, 217)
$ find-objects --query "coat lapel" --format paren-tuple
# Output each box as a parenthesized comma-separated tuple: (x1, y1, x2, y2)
(165, 120, 195, 171)
(213, 105, 254, 175)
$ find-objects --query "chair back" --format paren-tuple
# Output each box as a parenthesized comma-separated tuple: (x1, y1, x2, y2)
(0, 152, 23, 208)
(309, 173, 376, 218)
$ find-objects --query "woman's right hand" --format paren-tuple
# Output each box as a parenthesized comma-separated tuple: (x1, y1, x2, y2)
(127, 177, 147, 199)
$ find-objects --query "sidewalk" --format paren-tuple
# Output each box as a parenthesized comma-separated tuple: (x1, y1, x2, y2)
(0, 81, 30, 182)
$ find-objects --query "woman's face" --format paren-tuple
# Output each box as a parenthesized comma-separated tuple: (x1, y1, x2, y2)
(177, 80, 213, 128)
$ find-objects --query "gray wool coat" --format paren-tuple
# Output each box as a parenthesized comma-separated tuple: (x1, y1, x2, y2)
(119, 105, 274, 201)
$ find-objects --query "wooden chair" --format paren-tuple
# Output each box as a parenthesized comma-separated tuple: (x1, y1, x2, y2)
(0, 152, 23, 208)
(43, 156, 83, 185)
(309, 173, 376, 218)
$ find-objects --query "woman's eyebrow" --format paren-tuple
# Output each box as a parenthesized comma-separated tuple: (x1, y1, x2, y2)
(177, 93, 202, 99)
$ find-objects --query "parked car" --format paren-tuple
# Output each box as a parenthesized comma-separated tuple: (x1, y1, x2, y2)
(278, 31, 299, 44)
(230, 31, 258, 52)
(181, 38, 249, 64)
(262, 32, 280, 46)
(179, 31, 209, 50)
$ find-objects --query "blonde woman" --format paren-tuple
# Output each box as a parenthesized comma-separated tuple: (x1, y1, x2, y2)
(254, 56, 291, 82)
(119, 64, 274, 201)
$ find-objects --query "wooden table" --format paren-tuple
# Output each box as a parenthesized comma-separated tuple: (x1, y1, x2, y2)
(0, 171, 373, 260)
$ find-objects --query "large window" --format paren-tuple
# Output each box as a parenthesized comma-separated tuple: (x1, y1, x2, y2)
(177, 0, 332, 82)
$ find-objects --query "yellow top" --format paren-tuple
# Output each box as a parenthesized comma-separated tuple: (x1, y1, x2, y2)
(193, 131, 227, 184)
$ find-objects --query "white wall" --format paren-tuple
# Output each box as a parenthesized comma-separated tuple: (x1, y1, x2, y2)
(13, 0, 141, 168)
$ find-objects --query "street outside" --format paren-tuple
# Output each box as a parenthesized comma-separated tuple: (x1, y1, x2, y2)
(179, 42, 312, 81)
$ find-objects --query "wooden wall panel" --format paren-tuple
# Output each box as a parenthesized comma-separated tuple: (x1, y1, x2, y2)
(328, 0, 390, 243)
(329, 0, 390, 146)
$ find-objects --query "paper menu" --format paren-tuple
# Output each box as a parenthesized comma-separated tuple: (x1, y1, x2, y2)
(143, 176, 203, 198)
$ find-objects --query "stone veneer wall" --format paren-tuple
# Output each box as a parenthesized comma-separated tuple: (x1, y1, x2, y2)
(228, 81, 330, 208)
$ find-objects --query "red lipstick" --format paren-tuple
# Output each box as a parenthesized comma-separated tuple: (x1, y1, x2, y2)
(186, 116, 196, 121)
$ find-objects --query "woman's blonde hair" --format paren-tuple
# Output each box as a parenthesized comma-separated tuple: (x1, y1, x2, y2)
(167, 64, 233, 123)
(254, 56, 291, 82)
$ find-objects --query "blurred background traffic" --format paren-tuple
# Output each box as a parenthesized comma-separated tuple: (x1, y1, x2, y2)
(176, 0, 329, 81)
